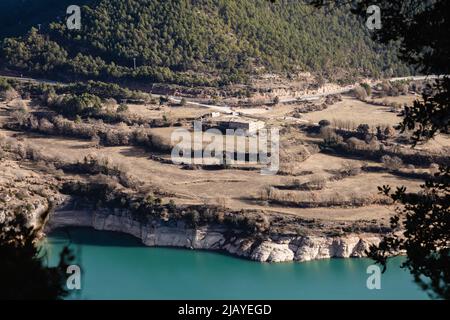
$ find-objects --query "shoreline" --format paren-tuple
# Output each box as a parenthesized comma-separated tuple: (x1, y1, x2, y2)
(44, 204, 384, 263)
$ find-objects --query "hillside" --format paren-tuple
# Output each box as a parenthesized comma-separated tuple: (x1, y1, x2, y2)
(0, 0, 411, 86)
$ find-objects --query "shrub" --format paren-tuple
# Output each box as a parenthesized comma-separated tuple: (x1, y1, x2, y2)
(357, 123, 370, 137)
(291, 179, 303, 189)
(104, 98, 117, 108)
(384, 125, 397, 138)
(366, 135, 380, 151)
(429, 163, 440, 176)
(346, 137, 366, 150)
(320, 126, 337, 145)
(16, 143, 27, 159)
(90, 134, 101, 148)
(360, 82, 372, 96)
(399, 84, 409, 95)
(353, 86, 368, 100)
(305, 174, 327, 190)
(0, 78, 12, 92)
(38, 118, 54, 133)
(340, 161, 362, 177)
(25, 144, 45, 162)
(151, 134, 170, 151)
(380, 81, 392, 95)
(159, 96, 169, 105)
(134, 128, 151, 145)
(143, 193, 162, 206)
(104, 130, 121, 146)
(381, 155, 403, 171)
(389, 86, 400, 96)
(0, 88, 19, 102)
(10, 98, 26, 110)
(320, 126, 343, 146)
(119, 172, 141, 189)
(186, 210, 200, 227)
(117, 103, 129, 113)
(320, 126, 335, 139)
(381, 98, 390, 106)
(261, 186, 277, 201)
(389, 102, 402, 112)
(273, 96, 280, 105)
(319, 119, 331, 127)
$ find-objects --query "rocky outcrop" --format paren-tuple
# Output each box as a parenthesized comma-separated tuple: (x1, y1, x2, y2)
(45, 208, 382, 263)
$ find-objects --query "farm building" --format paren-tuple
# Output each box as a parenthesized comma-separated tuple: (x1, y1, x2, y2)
(222, 118, 265, 134)
(202, 116, 265, 135)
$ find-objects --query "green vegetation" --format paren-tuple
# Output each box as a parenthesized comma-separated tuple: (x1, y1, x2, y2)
(360, 82, 371, 96)
(50, 93, 102, 117)
(1, 77, 151, 106)
(1, 0, 410, 86)
(0, 78, 19, 101)
(60, 81, 150, 101)
(117, 103, 129, 113)
(0, 78, 12, 91)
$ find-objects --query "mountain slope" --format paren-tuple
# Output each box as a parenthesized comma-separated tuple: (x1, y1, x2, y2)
(0, 0, 410, 86)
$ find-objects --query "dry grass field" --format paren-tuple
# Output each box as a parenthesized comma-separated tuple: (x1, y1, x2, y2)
(1, 88, 448, 226)
(301, 97, 400, 127)
(128, 103, 210, 120)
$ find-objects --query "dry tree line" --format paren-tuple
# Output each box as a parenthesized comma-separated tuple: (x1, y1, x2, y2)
(7, 109, 171, 151)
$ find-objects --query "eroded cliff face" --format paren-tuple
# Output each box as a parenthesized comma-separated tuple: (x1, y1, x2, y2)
(45, 208, 382, 263)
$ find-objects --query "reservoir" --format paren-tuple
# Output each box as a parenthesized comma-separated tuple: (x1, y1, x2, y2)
(44, 227, 429, 300)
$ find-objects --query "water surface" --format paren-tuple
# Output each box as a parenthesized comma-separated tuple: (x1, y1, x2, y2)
(44, 227, 429, 300)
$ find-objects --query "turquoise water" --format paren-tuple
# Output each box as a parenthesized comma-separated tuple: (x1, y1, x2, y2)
(44, 227, 429, 300)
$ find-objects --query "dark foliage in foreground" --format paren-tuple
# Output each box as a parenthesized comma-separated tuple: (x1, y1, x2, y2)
(0, 213, 74, 300)
(399, 78, 449, 146)
(373, 167, 450, 299)
(307, 0, 450, 299)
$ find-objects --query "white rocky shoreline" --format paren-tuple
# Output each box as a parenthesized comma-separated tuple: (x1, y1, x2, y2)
(44, 206, 383, 263)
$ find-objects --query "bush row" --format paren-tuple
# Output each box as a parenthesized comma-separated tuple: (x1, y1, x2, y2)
(261, 187, 392, 208)
(8, 112, 172, 152)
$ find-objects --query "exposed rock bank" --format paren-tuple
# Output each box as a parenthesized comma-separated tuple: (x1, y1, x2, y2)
(45, 207, 382, 263)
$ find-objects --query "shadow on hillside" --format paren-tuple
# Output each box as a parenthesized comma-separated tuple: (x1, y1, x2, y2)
(48, 227, 144, 248)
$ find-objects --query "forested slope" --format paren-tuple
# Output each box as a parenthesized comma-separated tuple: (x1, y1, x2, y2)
(0, 0, 411, 86)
